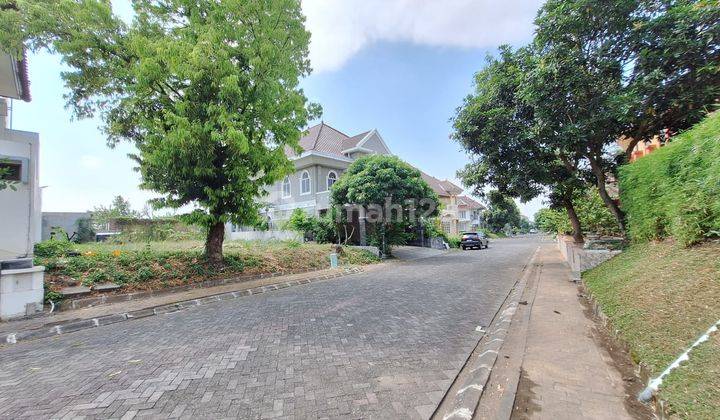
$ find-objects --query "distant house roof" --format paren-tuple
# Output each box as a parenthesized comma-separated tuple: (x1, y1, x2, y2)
(0, 50, 30, 102)
(458, 195, 485, 210)
(289, 122, 380, 159)
(17, 50, 30, 102)
(419, 171, 464, 197)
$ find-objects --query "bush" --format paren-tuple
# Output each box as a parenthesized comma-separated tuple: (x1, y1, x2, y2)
(533, 189, 621, 237)
(620, 112, 720, 246)
(446, 235, 461, 248)
(284, 208, 338, 244)
(34, 238, 75, 258)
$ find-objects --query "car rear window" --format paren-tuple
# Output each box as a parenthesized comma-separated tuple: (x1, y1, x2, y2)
(462, 233, 478, 239)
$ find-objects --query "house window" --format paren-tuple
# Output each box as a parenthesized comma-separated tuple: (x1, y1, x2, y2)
(459, 210, 467, 219)
(300, 170, 311, 195)
(282, 176, 291, 198)
(0, 159, 22, 182)
(327, 171, 338, 190)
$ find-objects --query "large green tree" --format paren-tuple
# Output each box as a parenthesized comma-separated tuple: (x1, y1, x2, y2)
(624, 0, 720, 155)
(482, 190, 522, 234)
(330, 155, 439, 256)
(529, 0, 720, 236)
(453, 46, 587, 242)
(529, 0, 638, 236)
(1, 0, 318, 263)
(92, 195, 138, 225)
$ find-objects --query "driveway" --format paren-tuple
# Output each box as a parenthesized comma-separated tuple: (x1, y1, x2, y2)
(0, 237, 539, 419)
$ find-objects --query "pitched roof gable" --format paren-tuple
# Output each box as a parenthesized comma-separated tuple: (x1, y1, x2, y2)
(290, 122, 381, 159)
(342, 131, 370, 150)
(458, 195, 485, 209)
(418, 170, 463, 197)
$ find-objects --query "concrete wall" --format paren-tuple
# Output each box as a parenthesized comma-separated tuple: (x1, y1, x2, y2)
(557, 235, 621, 273)
(41, 212, 91, 241)
(226, 229, 302, 242)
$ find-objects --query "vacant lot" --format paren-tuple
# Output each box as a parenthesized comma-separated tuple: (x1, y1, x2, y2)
(37, 240, 378, 298)
(583, 241, 720, 418)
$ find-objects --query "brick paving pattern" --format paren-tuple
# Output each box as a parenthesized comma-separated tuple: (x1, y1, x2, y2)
(0, 239, 537, 419)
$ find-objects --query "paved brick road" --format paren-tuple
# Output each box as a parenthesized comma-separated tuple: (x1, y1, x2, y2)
(0, 237, 538, 419)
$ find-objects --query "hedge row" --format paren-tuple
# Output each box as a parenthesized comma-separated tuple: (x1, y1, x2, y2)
(620, 112, 720, 246)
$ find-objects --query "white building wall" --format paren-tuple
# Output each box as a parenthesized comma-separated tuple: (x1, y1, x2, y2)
(0, 100, 44, 320)
(0, 126, 41, 260)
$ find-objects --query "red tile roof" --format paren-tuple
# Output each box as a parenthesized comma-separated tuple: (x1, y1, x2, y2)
(289, 123, 375, 159)
(458, 195, 484, 210)
(419, 170, 463, 197)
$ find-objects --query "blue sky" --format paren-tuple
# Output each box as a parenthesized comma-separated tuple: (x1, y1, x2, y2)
(9, 0, 545, 218)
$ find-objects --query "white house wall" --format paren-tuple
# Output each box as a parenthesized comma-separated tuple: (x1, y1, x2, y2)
(360, 133, 389, 154)
(0, 127, 40, 260)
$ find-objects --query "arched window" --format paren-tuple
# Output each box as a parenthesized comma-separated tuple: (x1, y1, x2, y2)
(327, 171, 338, 190)
(282, 176, 291, 198)
(300, 171, 311, 195)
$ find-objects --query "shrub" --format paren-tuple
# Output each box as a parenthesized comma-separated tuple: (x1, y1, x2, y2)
(284, 208, 338, 244)
(446, 235, 461, 248)
(34, 239, 75, 258)
(533, 189, 621, 237)
(620, 112, 720, 246)
(44, 287, 63, 304)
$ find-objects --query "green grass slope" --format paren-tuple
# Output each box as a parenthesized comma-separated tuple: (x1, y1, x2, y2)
(620, 112, 720, 246)
(583, 241, 720, 418)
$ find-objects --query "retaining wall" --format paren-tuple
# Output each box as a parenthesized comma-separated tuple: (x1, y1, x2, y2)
(557, 235, 621, 273)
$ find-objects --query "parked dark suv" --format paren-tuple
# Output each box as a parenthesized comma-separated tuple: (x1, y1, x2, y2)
(460, 232, 489, 250)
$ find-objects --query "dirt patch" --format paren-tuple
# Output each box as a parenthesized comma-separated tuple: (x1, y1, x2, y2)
(510, 369, 541, 419)
(578, 288, 655, 420)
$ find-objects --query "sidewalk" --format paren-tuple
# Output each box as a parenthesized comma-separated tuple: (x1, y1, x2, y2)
(508, 244, 645, 419)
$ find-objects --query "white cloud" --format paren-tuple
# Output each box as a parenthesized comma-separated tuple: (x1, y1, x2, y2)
(79, 155, 102, 170)
(302, 0, 544, 73)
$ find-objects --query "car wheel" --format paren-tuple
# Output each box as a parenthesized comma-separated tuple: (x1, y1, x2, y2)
(462, 246, 466, 250)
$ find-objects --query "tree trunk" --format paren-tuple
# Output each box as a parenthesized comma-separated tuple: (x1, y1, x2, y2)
(205, 221, 225, 265)
(587, 156, 627, 236)
(624, 137, 641, 162)
(564, 198, 584, 244)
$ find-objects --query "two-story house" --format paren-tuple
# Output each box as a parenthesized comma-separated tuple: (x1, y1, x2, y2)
(227, 122, 391, 242)
(227, 122, 483, 243)
(266, 122, 391, 222)
(457, 195, 485, 232)
(418, 172, 465, 236)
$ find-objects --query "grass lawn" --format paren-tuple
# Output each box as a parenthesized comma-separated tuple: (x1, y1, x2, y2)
(37, 240, 379, 299)
(582, 240, 720, 419)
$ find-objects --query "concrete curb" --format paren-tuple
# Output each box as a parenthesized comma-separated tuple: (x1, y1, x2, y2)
(55, 267, 333, 312)
(4, 267, 364, 345)
(578, 281, 667, 418)
(433, 246, 540, 420)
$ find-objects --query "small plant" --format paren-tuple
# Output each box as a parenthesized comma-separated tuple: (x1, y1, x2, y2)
(446, 235, 461, 248)
(34, 238, 75, 258)
(135, 266, 155, 282)
(43, 287, 63, 304)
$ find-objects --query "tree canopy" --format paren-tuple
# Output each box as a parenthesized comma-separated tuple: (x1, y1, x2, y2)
(1, 0, 319, 263)
(453, 46, 587, 241)
(330, 155, 439, 256)
(482, 190, 522, 234)
(454, 0, 719, 240)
